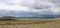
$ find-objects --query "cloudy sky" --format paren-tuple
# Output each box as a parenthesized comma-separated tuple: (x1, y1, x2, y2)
(0, 0, 60, 17)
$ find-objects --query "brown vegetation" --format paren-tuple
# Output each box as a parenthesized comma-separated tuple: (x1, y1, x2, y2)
(0, 18, 59, 28)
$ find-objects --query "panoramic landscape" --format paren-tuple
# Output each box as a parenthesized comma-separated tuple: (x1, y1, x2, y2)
(0, 0, 60, 28)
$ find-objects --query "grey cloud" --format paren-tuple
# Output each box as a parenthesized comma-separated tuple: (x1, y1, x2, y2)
(33, 5, 52, 9)
(49, 0, 60, 7)
(21, 0, 34, 8)
(0, 0, 60, 17)
(49, 0, 60, 4)
(21, 0, 53, 9)
(0, 0, 16, 5)
(0, 9, 55, 17)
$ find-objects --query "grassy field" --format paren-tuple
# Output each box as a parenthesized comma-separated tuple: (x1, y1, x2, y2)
(0, 18, 60, 28)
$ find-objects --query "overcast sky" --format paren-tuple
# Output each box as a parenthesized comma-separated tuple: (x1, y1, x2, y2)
(0, 0, 60, 17)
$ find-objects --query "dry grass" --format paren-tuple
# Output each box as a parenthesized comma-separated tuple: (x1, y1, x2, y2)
(0, 18, 60, 28)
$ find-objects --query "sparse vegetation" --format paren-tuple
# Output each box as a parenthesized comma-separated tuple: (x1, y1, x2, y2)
(0, 18, 60, 28)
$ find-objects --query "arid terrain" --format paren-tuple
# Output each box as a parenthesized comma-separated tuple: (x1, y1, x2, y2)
(0, 18, 60, 28)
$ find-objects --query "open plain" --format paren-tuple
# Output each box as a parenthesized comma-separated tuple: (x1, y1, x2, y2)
(0, 18, 60, 28)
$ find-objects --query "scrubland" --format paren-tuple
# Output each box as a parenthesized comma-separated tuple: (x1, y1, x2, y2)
(0, 18, 60, 28)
